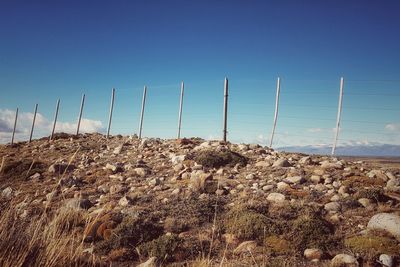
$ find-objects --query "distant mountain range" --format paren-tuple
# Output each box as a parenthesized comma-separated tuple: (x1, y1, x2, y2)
(277, 144, 400, 157)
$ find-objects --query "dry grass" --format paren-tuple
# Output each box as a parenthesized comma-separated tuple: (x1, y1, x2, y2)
(0, 203, 95, 267)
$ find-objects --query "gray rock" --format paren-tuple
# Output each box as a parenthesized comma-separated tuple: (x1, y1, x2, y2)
(304, 248, 323, 261)
(245, 173, 256, 180)
(386, 178, 400, 193)
(65, 198, 93, 210)
(171, 155, 185, 165)
(137, 257, 157, 267)
(310, 175, 321, 183)
(113, 145, 123, 155)
(233, 240, 257, 254)
(267, 193, 286, 204)
(324, 202, 341, 212)
(134, 167, 148, 177)
(255, 161, 270, 167)
(358, 198, 372, 208)
(378, 254, 393, 267)
(331, 254, 358, 266)
(1, 187, 13, 199)
(284, 176, 304, 184)
(367, 213, 400, 240)
(277, 182, 289, 191)
(119, 196, 133, 207)
(273, 158, 292, 168)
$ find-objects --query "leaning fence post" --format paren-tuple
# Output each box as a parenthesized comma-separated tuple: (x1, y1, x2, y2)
(177, 81, 184, 139)
(332, 77, 344, 155)
(11, 107, 18, 145)
(223, 77, 229, 142)
(269, 77, 281, 148)
(50, 99, 60, 141)
(29, 104, 38, 143)
(76, 93, 85, 135)
(106, 89, 115, 139)
(138, 86, 147, 139)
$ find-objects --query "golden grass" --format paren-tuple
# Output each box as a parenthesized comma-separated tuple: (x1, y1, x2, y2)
(0, 203, 95, 267)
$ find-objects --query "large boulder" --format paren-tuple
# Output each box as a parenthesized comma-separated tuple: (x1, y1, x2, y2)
(367, 213, 400, 240)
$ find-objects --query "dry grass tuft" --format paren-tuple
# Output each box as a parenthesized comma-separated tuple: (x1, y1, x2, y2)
(0, 203, 95, 267)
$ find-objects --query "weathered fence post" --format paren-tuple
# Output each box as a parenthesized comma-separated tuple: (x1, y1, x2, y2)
(106, 88, 115, 139)
(177, 81, 184, 139)
(138, 86, 147, 139)
(223, 77, 228, 142)
(269, 77, 281, 148)
(332, 77, 344, 155)
(11, 107, 18, 145)
(50, 99, 60, 141)
(76, 93, 85, 135)
(29, 104, 38, 143)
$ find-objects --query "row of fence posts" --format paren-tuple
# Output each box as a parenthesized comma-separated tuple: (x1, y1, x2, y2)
(8, 77, 345, 156)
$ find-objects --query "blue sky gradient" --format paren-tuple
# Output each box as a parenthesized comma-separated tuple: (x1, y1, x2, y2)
(1, 0, 400, 149)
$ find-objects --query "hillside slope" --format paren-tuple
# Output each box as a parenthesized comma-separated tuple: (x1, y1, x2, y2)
(0, 133, 399, 266)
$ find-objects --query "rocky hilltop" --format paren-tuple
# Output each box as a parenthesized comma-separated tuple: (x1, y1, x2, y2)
(0, 133, 399, 267)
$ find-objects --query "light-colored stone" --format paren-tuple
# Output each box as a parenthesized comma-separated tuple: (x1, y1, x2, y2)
(284, 176, 304, 184)
(378, 254, 393, 267)
(310, 175, 321, 183)
(137, 257, 157, 267)
(255, 161, 270, 167)
(1, 187, 13, 199)
(277, 182, 289, 191)
(324, 202, 341, 213)
(233, 240, 257, 254)
(304, 248, 323, 261)
(367, 213, 400, 240)
(331, 254, 358, 267)
(357, 198, 372, 208)
(273, 158, 291, 168)
(267, 193, 286, 204)
(171, 155, 185, 165)
(118, 196, 132, 207)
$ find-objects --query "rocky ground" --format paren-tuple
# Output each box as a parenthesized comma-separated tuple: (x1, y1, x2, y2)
(0, 133, 399, 267)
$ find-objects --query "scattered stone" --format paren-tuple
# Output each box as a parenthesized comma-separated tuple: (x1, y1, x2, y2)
(367, 213, 400, 240)
(118, 196, 133, 207)
(331, 254, 358, 267)
(304, 248, 323, 262)
(272, 158, 291, 168)
(284, 176, 304, 184)
(277, 182, 289, 191)
(1, 187, 13, 199)
(324, 202, 341, 213)
(358, 198, 372, 208)
(255, 161, 270, 167)
(378, 254, 393, 267)
(233, 240, 257, 254)
(137, 257, 157, 267)
(267, 193, 286, 204)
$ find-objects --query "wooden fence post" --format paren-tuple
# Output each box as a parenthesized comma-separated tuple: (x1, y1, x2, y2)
(269, 77, 281, 148)
(332, 77, 344, 155)
(29, 104, 38, 143)
(76, 93, 85, 135)
(177, 81, 184, 139)
(11, 107, 18, 145)
(106, 89, 115, 139)
(50, 99, 60, 141)
(223, 77, 228, 142)
(138, 86, 147, 139)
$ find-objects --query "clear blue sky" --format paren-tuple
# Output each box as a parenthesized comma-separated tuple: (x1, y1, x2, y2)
(1, 0, 400, 147)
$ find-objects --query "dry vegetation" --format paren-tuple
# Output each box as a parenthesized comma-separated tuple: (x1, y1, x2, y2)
(0, 133, 399, 266)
